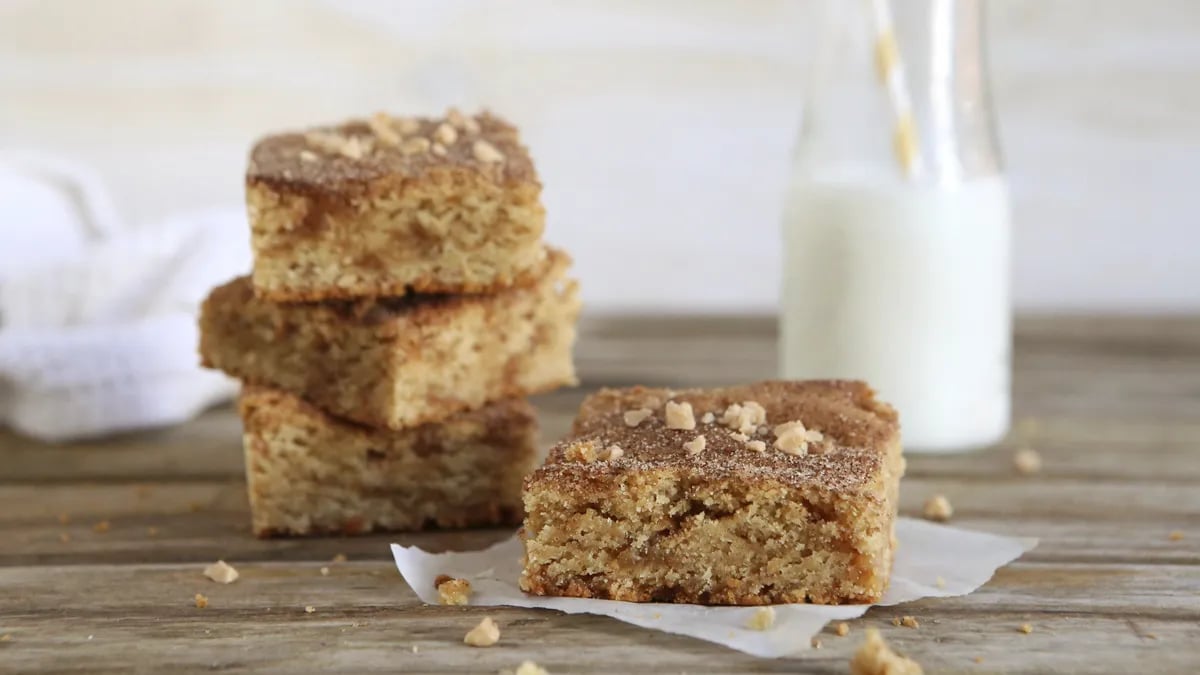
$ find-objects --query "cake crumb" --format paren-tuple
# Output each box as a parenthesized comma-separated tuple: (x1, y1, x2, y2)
(899, 616, 919, 629)
(435, 576, 472, 605)
(305, 606, 316, 614)
(836, 622, 850, 637)
(472, 139, 504, 163)
(511, 661, 549, 675)
(811, 637, 823, 649)
(935, 576, 946, 589)
(203, 560, 239, 584)
(299, 150, 318, 162)
(92, 520, 110, 533)
(684, 435, 707, 455)
(602, 444, 625, 460)
(623, 408, 654, 428)
(701, 411, 715, 424)
(721, 401, 767, 434)
(434, 123, 458, 146)
(730, 431, 750, 443)
(922, 495, 953, 522)
(973, 656, 984, 664)
(464, 617, 500, 647)
(194, 593, 208, 609)
(411, 645, 419, 654)
(431, 143, 447, 157)
(401, 137, 431, 156)
(665, 401, 696, 430)
(320, 566, 330, 576)
(332, 553, 348, 563)
(367, 112, 401, 146)
(850, 628, 923, 675)
(746, 607, 775, 630)
(1168, 530, 1184, 541)
(57, 513, 70, 525)
(565, 441, 600, 463)
(1014, 447, 1042, 475)
(0, 634, 10, 642)
(1019, 623, 1033, 634)
(745, 440, 767, 452)
(773, 420, 824, 456)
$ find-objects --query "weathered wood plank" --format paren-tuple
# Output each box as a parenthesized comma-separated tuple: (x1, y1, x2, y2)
(0, 315, 1198, 673)
(0, 476, 1195, 567)
(1, 561, 1197, 674)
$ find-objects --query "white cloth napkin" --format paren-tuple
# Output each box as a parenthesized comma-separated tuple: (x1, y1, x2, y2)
(0, 154, 250, 441)
(392, 518, 1036, 658)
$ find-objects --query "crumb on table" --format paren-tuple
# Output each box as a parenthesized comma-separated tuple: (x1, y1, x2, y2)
(194, 594, 208, 609)
(203, 560, 239, 584)
(304, 605, 315, 614)
(1168, 530, 1184, 541)
(435, 575, 472, 605)
(746, 607, 775, 630)
(463, 617, 500, 647)
(1019, 623, 1034, 634)
(836, 622, 851, 636)
(922, 495, 953, 522)
(93, 520, 111, 534)
(1014, 447, 1043, 475)
(850, 628, 923, 675)
(512, 661, 549, 675)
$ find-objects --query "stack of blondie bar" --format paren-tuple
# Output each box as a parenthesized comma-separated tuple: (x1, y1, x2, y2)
(198, 110, 581, 537)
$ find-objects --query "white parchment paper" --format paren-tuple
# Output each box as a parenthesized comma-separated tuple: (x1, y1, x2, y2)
(391, 518, 1035, 658)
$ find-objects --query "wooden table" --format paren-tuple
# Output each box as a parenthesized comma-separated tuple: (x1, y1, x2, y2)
(2, 316, 1198, 674)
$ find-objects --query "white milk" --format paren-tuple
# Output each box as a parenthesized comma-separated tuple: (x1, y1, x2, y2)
(780, 173, 1012, 452)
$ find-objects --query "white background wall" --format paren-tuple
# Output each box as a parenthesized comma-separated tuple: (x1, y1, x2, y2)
(1, 0, 1197, 314)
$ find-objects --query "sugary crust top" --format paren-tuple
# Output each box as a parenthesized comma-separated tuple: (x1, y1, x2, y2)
(532, 381, 899, 494)
(246, 110, 537, 197)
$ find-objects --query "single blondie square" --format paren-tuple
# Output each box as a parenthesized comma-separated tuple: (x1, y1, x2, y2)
(200, 248, 579, 430)
(247, 109, 546, 301)
(240, 385, 537, 537)
(520, 380, 904, 605)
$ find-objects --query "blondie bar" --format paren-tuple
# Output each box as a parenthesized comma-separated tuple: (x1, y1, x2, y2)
(240, 385, 537, 537)
(520, 380, 903, 605)
(247, 110, 546, 301)
(200, 248, 579, 430)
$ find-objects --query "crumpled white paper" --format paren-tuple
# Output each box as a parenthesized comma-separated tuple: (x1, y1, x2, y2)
(392, 517, 1035, 658)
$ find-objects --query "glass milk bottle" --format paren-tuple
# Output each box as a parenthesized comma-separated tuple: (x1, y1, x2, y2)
(780, 0, 1011, 452)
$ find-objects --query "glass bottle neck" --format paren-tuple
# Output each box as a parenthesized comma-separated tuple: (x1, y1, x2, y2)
(796, 0, 1003, 186)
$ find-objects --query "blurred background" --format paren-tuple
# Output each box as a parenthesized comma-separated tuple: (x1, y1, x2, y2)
(3, 0, 1197, 315)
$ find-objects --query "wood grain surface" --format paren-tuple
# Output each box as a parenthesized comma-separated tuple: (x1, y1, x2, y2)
(1, 316, 1198, 674)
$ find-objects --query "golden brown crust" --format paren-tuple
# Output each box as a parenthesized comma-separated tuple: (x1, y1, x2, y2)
(240, 385, 536, 538)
